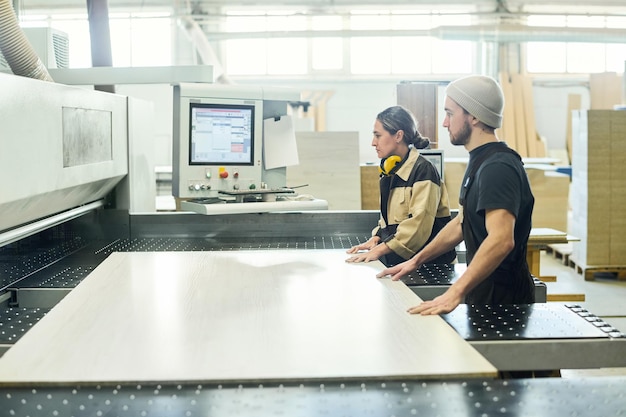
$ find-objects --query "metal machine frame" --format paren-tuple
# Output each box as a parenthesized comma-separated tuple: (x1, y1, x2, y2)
(1, 71, 626, 415)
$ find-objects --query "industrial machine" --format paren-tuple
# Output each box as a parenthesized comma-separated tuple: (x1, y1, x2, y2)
(172, 83, 328, 214)
(1, 70, 625, 416)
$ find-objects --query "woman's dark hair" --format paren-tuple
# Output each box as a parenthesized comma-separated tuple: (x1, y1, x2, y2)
(376, 105, 430, 149)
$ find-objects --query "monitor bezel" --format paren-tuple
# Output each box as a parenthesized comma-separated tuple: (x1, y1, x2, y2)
(420, 149, 444, 181)
(188, 102, 256, 167)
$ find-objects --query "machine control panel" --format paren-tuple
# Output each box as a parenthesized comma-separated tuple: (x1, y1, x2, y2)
(172, 83, 299, 201)
(187, 181, 215, 196)
(187, 166, 270, 195)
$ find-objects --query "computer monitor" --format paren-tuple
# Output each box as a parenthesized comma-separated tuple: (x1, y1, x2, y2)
(420, 149, 444, 181)
(189, 103, 255, 166)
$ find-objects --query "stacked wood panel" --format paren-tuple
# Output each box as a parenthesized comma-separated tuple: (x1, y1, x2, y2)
(360, 165, 380, 211)
(570, 110, 626, 273)
(525, 168, 570, 232)
(498, 73, 546, 158)
(443, 161, 569, 231)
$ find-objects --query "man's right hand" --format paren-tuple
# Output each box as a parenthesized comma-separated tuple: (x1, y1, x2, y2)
(376, 257, 421, 281)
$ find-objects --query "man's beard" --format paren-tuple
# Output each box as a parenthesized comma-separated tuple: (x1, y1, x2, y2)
(449, 120, 471, 146)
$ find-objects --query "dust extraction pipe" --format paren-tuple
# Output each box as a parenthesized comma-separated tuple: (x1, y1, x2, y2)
(0, 0, 54, 81)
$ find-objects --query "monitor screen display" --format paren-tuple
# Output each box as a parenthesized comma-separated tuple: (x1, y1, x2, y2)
(420, 149, 444, 181)
(189, 103, 255, 165)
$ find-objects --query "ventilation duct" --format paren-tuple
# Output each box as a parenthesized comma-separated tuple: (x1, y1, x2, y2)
(436, 24, 626, 44)
(0, 0, 54, 81)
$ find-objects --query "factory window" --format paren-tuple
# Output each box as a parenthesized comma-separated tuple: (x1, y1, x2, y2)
(526, 42, 567, 73)
(110, 13, 172, 67)
(392, 37, 432, 74)
(268, 38, 307, 74)
(225, 38, 267, 75)
(606, 44, 626, 72)
(351, 36, 471, 75)
(21, 12, 172, 68)
(224, 12, 308, 75)
(566, 43, 611, 74)
(526, 14, 626, 74)
(432, 39, 473, 74)
(351, 37, 391, 74)
(527, 41, 626, 74)
(224, 9, 474, 77)
(311, 16, 343, 71)
(349, 10, 473, 75)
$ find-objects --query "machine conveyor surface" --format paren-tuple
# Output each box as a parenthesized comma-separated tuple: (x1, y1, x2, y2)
(0, 307, 50, 356)
(444, 303, 622, 340)
(401, 263, 547, 303)
(2, 377, 626, 417)
(443, 304, 626, 371)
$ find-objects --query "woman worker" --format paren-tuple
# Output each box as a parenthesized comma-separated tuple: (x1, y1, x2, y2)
(346, 105, 456, 267)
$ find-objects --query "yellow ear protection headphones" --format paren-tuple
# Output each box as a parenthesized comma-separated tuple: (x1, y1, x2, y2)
(379, 155, 403, 176)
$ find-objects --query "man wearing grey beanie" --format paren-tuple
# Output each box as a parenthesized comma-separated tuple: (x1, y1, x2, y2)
(378, 74, 536, 315)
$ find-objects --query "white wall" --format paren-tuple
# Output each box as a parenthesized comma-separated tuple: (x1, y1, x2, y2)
(241, 80, 399, 165)
(116, 77, 591, 170)
(532, 82, 590, 153)
(320, 82, 398, 165)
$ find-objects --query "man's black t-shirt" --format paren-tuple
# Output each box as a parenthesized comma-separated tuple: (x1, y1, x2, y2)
(459, 142, 536, 304)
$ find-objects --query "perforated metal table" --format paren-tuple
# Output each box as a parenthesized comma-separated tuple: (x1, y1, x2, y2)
(2, 377, 625, 417)
(400, 263, 547, 303)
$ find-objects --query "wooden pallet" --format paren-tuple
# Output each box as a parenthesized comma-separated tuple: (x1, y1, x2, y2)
(546, 243, 573, 265)
(541, 244, 585, 300)
(547, 293, 585, 302)
(568, 256, 626, 281)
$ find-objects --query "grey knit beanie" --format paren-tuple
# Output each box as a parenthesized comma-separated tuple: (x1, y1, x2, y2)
(445, 75, 504, 129)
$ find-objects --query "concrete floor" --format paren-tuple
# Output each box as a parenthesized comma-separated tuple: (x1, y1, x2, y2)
(539, 249, 626, 378)
(540, 249, 626, 331)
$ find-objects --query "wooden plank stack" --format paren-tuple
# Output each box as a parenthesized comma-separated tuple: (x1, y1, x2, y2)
(360, 165, 380, 210)
(443, 161, 569, 231)
(570, 109, 626, 279)
(497, 73, 546, 158)
(566, 94, 582, 165)
(589, 72, 623, 110)
(525, 168, 570, 232)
